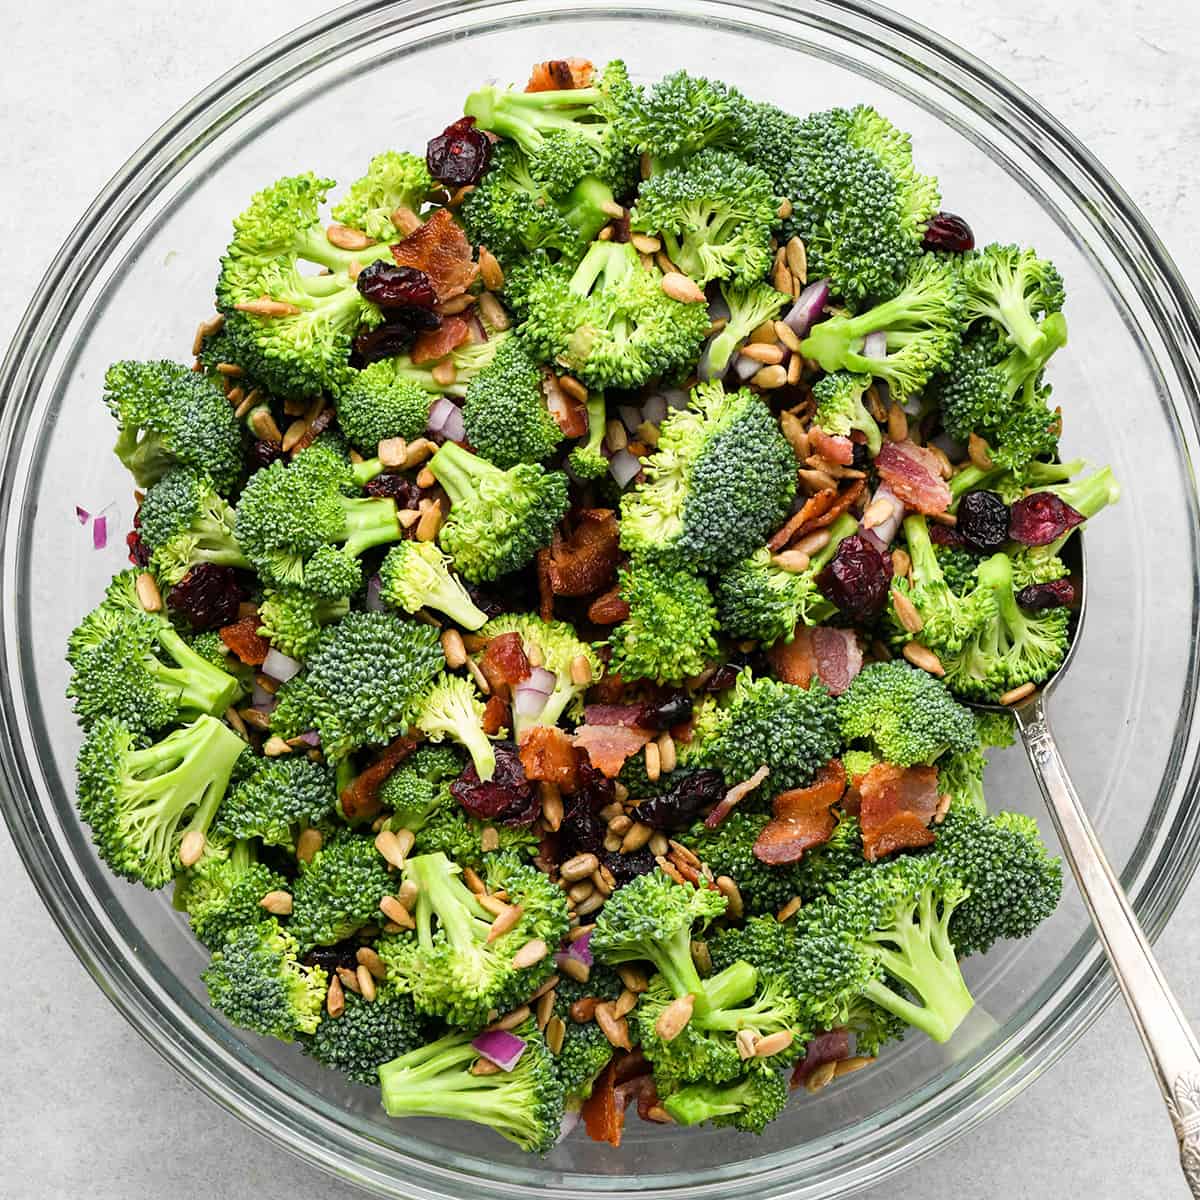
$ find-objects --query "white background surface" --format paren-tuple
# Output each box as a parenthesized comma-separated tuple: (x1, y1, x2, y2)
(1, 2, 1198, 1196)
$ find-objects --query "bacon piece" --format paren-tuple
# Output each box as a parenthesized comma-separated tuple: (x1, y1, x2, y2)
(858, 763, 940, 862)
(767, 480, 867, 552)
(809, 427, 855, 465)
(754, 760, 846, 864)
(288, 405, 335, 457)
(545, 509, 620, 597)
(477, 631, 530, 695)
(572, 724, 652, 778)
(519, 725, 580, 792)
(704, 764, 770, 828)
(588, 586, 631, 625)
(219, 615, 270, 665)
(791, 1028, 852, 1087)
(481, 694, 509, 737)
(583, 704, 648, 728)
(875, 440, 951, 515)
(525, 57, 594, 91)
(410, 315, 469, 364)
(536, 548, 555, 623)
(390, 208, 478, 301)
(768, 626, 819, 688)
(811, 627, 862, 696)
(545, 374, 589, 437)
(582, 1058, 623, 1146)
(340, 733, 421, 823)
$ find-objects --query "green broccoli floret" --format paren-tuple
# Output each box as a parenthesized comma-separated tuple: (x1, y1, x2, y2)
(473, 614, 602, 738)
(661, 1066, 789, 1133)
(607, 559, 719, 686)
(215, 174, 395, 398)
(1009, 548, 1070, 589)
(960, 244, 1066, 359)
(390, 333, 510, 398)
(619, 381, 797, 571)
(304, 988, 425, 1085)
(378, 540, 488, 630)
(933, 709, 1015, 815)
(271, 611, 444, 760)
(937, 544, 982, 595)
(412, 672, 497, 782)
(331, 150, 432, 241)
(700, 281, 791, 378)
(289, 829, 395, 949)
(378, 852, 569, 1027)
(174, 837, 287, 950)
(414, 804, 539, 869)
(256, 587, 350, 659)
(215, 754, 336, 848)
(103, 360, 246, 493)
(568, 390, 609, 480)
(427, 440, 569, 582)
(518, 240, 710, 390)
(630, 149, 777, 285)
(811, 372, 883, 456)
(799, 253, 963, 402)
(203, 918, 326, 1040)
(623, 69, 748, 166)
(713, 513, 858, 645)
(333, 361, 432, 451)
(378, 1021, 565, 1154)
(461, 335, 564, 468)
(75, 714, 247, 889)
(837, 660, 978, 767)
(551, 964, 623, 1099)
(380, 744, 465, 830)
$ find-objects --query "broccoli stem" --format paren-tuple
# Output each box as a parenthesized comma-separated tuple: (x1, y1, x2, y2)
(901, 514, 940, 587)
(351, 457, 385, 487)
(692, 960, 762, 1024)
(569, 240, 631, 299)
(407, 853, 493, 954)
(662, 1077, 755, 1126)
(294, 228, 394, 276)
(1043, 466, 1120, 522)
(652, 925, 709, 1009)
(948, 463, 1001, 504)
(990, 273, 1048, 360)
(156, 625, 244, 715)
(427, 440, 495, 507)
(464, 86, 605, 151)
(338, 496, 402, 558)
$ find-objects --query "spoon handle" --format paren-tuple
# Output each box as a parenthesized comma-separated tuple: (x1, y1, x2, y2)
(1014, 693, 1200, 1196)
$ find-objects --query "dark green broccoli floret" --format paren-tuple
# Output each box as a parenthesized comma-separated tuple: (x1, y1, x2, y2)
(607, 559, 719, 686)
(568, 390, 609, 480)
(215, 754, 336, 848)
(390, 334, 510, 398)
(551, 963, 623, 1099)
(427, 441, 569, 583)
(934, 710, 1015, 815)
(380, 744, 465, 830)
(811, 372, 882, 456)
(700, 281, 790, 378)
(412, 672, 497, 781)
(203, 918, 326, 1040)
(103, 360, 246, 493)
(661, 1066, 790, 1133)
(256, 587, 350, 660)
(414, 804, 539, 868)
(619, 381, 797, 571)
(623, 69, 749, 166)
(960, 243, 1066, 359)
(304, 989, 425, 1085)
(378, 1021, 565, 1154)
(461, 335, 564, 468)
(378, 540, 488, 630)
(75, 714, 247, 889)
(289, 829, 395, 949)
(174, 838, 287, 950)
(937, 544, 982, 595)
(330, 150, 432, 240)
(333, 361, 432, 451)
(270, 611, 444, 760)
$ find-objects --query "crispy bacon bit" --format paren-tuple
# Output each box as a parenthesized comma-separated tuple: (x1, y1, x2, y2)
(582, 1057, 623, 1146)
(809, 427, 855, 465)
(768, 627, 818, 687)
(754, 760, 846, 864)
(583, 704, 649, 728)
(536, 549, 555, 623)
(588, 586, 631, 625)
(519, 725, 580, 792)
(768, 480, 867, 551)
(481, 694, 509, 736)
(767, 627, 862, 696)
(478, 632, 531, 694)
(545, 374, 589, 437)
(526, 57, 594, 91)
(390, 208, 478, 301)
(219, 615, 270, 665)
(792, 1028, 851, 1087)
(340, 734, 421, 823)
(875, 440, 951, 515)
(858, 763, 939, 862)
(545, 510, 621, 597)
(572, 724, 652, 778)
(704, 764, 770, 829)
(410, 315, 470, 364)
(288, 406, 335, 457)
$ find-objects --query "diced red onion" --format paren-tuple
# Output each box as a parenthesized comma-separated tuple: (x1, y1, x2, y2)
(365, 573, 386, 613)
(514, 684, 551, 717)
(428, 397, 465, 442)
(642, 393, 668, 425)
(784, 278, 831, 336)
(661, 387, 689, 410)
(251, 681, 275, 708)
(618, 405, 642, 434)
(526, 666, 556, 694)
(92, 515, 108, 550)
(471, 1029, 527, 1072)
(732, 354, 761, 382)
(75, 505, 90, 524)
(861, 331, 888, 360)
(862, 483, 904, 547)
(262, 647, 302, 684)
(556, 1109, 581, 1144)
(297, 729, 322, 748)
(608, 449, 641, 488)
(465, 312, 489, 344)
(569, 929, 593, 966)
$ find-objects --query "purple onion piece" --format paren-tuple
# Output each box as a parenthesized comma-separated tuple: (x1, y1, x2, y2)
(470, 1029, 526, 1072)
(92, 514, 108, 550)
(642, 393, 668, 425)
(618, 405, 642, 434)
(297, 729, 321, 748)
(608, 449, 641, 488)
(365, 573, 386, 613)
(75, 505, 90, 524)
(262, 647, 302, 684)
(862, 483, 905, 547)
(513, 686, 550, 717)
(732, 353, 761, 383)
(861, 331, 888, 360)
(783, 278, 831, 337)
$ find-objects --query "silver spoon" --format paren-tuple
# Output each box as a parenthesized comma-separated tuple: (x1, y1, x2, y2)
(973, 533, 1200, 1195)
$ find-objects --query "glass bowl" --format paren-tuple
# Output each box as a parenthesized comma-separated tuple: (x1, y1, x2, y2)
(3, 1, 1199, 1196)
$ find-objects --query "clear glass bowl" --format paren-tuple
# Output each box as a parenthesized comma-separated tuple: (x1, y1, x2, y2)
(2, 1, 1199, 1196)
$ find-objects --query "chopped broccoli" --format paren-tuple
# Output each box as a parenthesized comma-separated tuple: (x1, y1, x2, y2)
(390, 333, 509, 398)
(414, 804, 539, 868)
(378, 540, 488, 630)
(568, 390, 609, 480)
(937, 543, 982, 595)
(289, 829, 395, 949)
(331, 150, 433, 241)
(256, 586, 350, 660)
(174, 837, 287, 950)
(811, 372, 883, 456)
(624, 69, 749, 166)
(215, 754, 336, 848)
(960, 244, 1066, 359)
(380, 744, 465, 829)
(700, 280, 791, 378)
(551, 964, 623, 1098)
(305, 988, 425, 1084)
(661, 1066, 790, 1133)
(413, 672, 497, 781)
(333, 360, 432, 451)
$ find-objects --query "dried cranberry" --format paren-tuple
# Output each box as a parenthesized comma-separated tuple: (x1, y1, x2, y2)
(1017, 579, 1076, 609)
(923, 211, 975, 253)
(603, 846, 656, 885)
(426, 116, 492, 188)
(929, 521, 967, 548)
(850, 441, 870, 473)
(1008, 493, 1085, 546)
(451, 741, 539, 825)
(956, 490, 1010, 553)
(364, 474, 421, 508)
(302, 941, 363, 973)
(248, 439, 286, 471)
(168, 563, 242, 630)
(350, 308, 441, 367)
(126, 528, 151, 567)
(705, 663, 740, 692)
(630, 769, 726, 830)
(817, 533, 893, 621)
(357, 262, 438, 311)
(637, 693, 694, 731)
(465, 583, 509, 621)
(611, 211, 632, 244)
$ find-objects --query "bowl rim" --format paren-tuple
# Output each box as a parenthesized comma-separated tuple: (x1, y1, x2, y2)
(4, 0, 1200, 1196)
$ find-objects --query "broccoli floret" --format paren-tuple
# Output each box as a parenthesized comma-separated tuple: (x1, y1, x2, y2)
(333, 361, 432, 451)
(137, 467, 250, 585)
(203, 918, 326, 1040)
(378, 541, 488, 630)
(288, 829, 395, 949)
(75, 714, 247, 889)
(713, 513, 858, 645)
(304, 988, 425, 1085)
(174, 837, 287, 950)
(837, 660, 978, 767)
(624, 69, 749, 166)
(378, 1021, 565, 1154)
(257, 587, 350, 659)
(378, 852, 569, 1027)
(680, 812, 799, 916)
(331, 150, 433, 241)
(937, 544, 982, 595)
(473, 614, 602, 738)
(1009, 548, 1070, 588)
(568, 390, 609, 480)
(518, 240, 710, 390)
(412, 672, 497, 782)
(103, 360, 246, 493)
(215, 754, 336, 848)
(619, 381, 797, 571)
(661, 1066, 789, 1133)
(414, 804, 539, 869)
(799, 253, 963, 402)
(380, 744, 465, 829)
(630, 150, 777, 285)
(811, 372, 883, 456)
(933, 709, 1014, 815)
(960, 244, 1066, 359)
(461, 335, 564, 468)
(390, 333, 510, 398)
(550, 964, 623, 1099)
(607, 559, 719, 686)
(700, 280, 791, 379)
(271, 611, 444, 760)
(427, 440, 569, 583)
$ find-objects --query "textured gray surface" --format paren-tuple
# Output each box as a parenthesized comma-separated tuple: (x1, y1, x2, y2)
(1, 2, 1196, 1197)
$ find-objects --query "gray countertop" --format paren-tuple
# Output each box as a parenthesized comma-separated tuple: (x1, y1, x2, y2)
(2, 2, 1197, 1196)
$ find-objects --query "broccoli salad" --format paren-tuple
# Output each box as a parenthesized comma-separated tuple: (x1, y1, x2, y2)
(68, 57, 1120, 1152)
